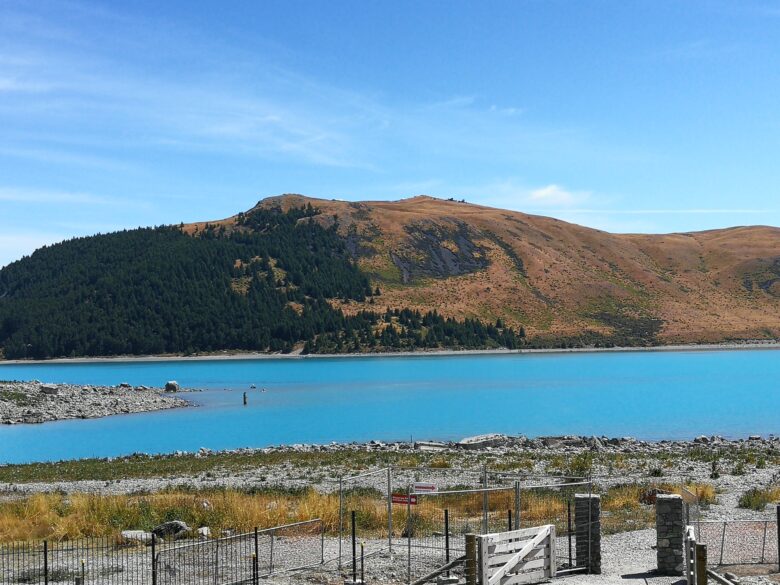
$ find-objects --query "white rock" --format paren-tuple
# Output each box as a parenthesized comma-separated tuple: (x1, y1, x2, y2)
(121, 530, 154, 543)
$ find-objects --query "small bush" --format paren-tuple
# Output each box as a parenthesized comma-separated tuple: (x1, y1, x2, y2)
(738, 487, 780, 511)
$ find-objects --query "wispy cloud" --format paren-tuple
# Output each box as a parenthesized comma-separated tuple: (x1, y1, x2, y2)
(527, 184, 589, 207)
(0, 187, 147, 208)
(548, 208, 777, 215)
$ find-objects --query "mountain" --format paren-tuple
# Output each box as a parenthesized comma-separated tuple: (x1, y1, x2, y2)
(1, 194, 778, 359)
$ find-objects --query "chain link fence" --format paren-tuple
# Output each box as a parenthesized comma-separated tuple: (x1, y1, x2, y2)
(697, 520, 779, 566)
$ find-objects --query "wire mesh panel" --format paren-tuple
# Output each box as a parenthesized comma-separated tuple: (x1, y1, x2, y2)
(269, 521, 324, 573)
(515, 481, 590, 573)
(338, 468, 392, 569)
(156, 520, 323, 585)
(697, 520, 778, 566)
(156, 531, 256, 585)
(0, 541, 47, 585)
(401, 487, 517, 584)
(0, 537, 151, 585)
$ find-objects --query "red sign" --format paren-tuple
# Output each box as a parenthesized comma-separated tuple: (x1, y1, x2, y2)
(413, 482, 437, 493)
(392, 494, 418, 505)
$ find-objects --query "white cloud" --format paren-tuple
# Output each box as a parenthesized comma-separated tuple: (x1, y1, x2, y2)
(0, 187, 127, 206)
(528, 184, 589, 207)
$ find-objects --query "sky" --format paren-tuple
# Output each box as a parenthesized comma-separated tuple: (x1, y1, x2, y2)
(1, 0, 780, 267)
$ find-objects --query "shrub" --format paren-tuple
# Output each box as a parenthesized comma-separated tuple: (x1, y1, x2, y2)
(738, 487, 780, 511)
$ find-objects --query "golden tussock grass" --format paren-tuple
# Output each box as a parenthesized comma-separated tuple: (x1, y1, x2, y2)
(0, 482, 715, 543)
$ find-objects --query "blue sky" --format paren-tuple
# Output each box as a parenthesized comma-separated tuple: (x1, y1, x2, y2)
(1, 0, 779, 267)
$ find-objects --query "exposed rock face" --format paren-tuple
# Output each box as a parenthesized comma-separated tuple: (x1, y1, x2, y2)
(0, 381, 189, 424)
(390, 220, 491, 283)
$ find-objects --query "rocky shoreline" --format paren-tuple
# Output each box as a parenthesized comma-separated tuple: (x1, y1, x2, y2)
(4, 432, 779, 505)
(0, 380, 190, 424)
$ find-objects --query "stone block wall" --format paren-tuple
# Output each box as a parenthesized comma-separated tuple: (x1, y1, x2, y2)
(575, 494, 601, 574)
(656, 494, 685, 575)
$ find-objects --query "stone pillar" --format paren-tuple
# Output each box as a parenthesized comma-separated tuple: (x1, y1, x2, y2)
(656, 494, 685, 575)
(575, 494, 601, 574)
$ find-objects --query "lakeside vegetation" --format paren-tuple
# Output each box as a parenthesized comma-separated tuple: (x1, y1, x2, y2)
(1, 442, 777, 485)
(0, 481, 716, 543)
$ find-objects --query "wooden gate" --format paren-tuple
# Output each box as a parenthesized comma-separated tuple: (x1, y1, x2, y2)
(475, 525, 556, 585)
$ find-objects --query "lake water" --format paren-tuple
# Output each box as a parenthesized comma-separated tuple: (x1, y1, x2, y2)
(0, 349, 778, 464)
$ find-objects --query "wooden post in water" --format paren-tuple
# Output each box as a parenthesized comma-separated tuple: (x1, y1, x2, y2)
(243, 392, 247, 406)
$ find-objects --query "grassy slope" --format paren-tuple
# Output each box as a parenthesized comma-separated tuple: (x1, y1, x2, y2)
(191, 194, 780, 344)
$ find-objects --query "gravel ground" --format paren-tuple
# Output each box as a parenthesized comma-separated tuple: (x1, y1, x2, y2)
(5, 434, 780, 583)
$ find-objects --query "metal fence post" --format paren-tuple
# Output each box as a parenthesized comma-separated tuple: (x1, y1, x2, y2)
(151, 534, 157, 585)
(351, 511, 357, 583)
(777, 505, 780, 573)
(321, 521, 325, 565)
(761, 520, 768, 564)
(482, 466, 488, 534)
(445, 509, 450, 567)
(269, 529, 274, 575)
(719, 521, 726, 565)
(338, 477, 344, 570)
(567, 499, 573, 569)
(514, 481, 521, 529)
(43, 540, 48, 585)
(253, 527, 259, 581)
(407, 486, 412, 585)
(214, 537, 219, 585)
(387, 466, 393, 553)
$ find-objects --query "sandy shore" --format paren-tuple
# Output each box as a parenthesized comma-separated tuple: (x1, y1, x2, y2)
(1, 340, 779, 365)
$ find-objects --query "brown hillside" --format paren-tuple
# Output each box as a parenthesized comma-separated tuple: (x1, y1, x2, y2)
(187, 194, 780, 344)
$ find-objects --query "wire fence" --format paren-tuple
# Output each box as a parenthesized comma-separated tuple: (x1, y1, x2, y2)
(697, 520, 779, 566)
(401, 486, 516, 583)
(0, 520, 324, 585)
(394, 479, 591, 584)
(0, 538, 153, 585)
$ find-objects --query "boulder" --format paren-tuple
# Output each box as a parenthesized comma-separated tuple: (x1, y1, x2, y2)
(457, 434, 509, 450)
(164, 381, 180, 393)
(152, 520, 191, 540)
(197, 526, 211, 539)
(119, 382, 132, 389)
(39, 384, 59, 395)
(415, 441, 448, 452)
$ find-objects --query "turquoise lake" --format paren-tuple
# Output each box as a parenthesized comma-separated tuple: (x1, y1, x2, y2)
(0, 349, 778, 463)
